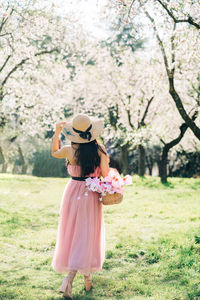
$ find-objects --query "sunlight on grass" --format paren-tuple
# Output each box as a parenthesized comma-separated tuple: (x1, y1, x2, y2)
(0, 174, 200, 299)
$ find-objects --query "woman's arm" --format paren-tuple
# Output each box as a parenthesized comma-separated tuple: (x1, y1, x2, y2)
(51, 121, 70, 159)
(98, 144, 110, 177)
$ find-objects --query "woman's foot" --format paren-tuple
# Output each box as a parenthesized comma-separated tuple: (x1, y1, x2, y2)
(84, 274, 93, 292)
(62, 271, 77, 299)
(59, 276, 68, 293)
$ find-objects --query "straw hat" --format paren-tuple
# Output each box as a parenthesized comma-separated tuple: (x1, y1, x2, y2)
(62, 114, 104, 143)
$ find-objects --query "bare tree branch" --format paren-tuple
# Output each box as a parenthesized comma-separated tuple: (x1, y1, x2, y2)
(141, 4, 200, 140)
(162, 111, 197, 150)
(127, 0, 136, 19)
(119, 94, 135, 129)
(168, 76, 200, 140)
(0, 17, 9, 34)
(140, 96, 154, 126)
(127, 95, 135, 129)
(0, 8, 14, 34)
(127, 108, 134, 128)
(166, 123, 188, 149)
(156, 0, 200, 30)
(143, 8, 171, 78)
(159, 110, 198, 183)
(34, 48, 59, 57)
(0, 32, 12, 37)
(1, 58, 29, 87)
(0, 55, 11, 73)
(160, 138, 166, 145)
(171, 23, 176, 77)
(1, 48, 59, 87)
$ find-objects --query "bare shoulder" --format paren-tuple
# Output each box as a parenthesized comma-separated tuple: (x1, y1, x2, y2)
(51, 144, 71, 159)
(64, 145, 75, 157)
(64, 145, 73, 149)
(98, 143, 110, 176)
(97, 143, 107, 156)
(58, 145, 71, 152)
(98, 143, 110, 164)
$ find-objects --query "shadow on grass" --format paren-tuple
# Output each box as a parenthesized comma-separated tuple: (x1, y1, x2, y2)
(161, 181, 174, 188)
(133, 175, 175, 189)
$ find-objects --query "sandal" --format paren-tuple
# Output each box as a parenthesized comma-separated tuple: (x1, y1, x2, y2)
(61, 271, 77, 299)
(84, 274, 93, 292)
(59, 276, 68, 293)
(63, 276, 72, 299)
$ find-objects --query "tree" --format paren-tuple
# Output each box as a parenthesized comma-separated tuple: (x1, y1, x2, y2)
(160, 122, 189, 183)
(70, 41, 165, 175)
(0, 1, 85, 173)
(0, 2, 62, 106)
(156, 0, 200, 30)
(114, 0, 200, 140)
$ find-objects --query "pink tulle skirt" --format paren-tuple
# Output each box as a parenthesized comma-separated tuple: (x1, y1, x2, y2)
(51, 165, 105, 276)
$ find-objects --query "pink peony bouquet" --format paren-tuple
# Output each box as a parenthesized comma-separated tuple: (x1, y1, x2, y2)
(85, 168, 132, 197)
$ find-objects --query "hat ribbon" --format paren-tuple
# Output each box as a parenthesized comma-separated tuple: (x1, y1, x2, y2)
(73, 124, 92, 141)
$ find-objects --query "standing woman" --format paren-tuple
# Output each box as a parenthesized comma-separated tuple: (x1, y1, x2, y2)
(50, 114, 109, 299)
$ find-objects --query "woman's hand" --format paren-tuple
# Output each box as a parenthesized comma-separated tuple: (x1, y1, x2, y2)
(55, 121, 67, 136)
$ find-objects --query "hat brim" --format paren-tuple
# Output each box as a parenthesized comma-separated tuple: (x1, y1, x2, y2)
(61, 118, 104, 143)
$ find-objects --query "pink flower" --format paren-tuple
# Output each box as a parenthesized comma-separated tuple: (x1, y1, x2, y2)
(123, 175, 132, 185)
(85, 168, 132, 197)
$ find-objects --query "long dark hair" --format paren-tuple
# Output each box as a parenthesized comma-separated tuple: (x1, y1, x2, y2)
(72, 139, 107, 176)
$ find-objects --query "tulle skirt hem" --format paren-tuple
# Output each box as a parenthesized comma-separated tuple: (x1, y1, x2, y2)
(51, 262, 104, 276)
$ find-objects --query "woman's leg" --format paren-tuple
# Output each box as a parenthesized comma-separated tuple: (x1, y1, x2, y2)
(59, 270, 77, 296)
(84, 273, 93, 291)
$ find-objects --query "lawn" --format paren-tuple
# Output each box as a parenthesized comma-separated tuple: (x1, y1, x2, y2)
(0, 174, 200, 300)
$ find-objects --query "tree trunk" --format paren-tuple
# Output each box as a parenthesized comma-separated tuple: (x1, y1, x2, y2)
(157, 160, 162, 177)
(18, 145, 27, 174)
(146, 153, 154, 176)
(120, 144, 129, 175)
(138, 144, 145, 176)
(160, 122, 189, 183)
(168, 163, 174, 177)
(0, 146, 7, 173)
(148, 166, 152, 176)
(160, 147, 168, 183)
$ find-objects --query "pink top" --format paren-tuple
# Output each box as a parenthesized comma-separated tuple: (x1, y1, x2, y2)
(67, 164, 101, 178)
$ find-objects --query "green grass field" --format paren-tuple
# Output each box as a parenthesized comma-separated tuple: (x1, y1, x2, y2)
(0, 174, 200, 300)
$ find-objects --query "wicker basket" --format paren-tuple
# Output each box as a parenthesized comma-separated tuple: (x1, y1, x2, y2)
(101, 192, 123, 205)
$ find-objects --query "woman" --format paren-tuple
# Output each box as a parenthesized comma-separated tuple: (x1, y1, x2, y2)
(50, 114, 110, 299)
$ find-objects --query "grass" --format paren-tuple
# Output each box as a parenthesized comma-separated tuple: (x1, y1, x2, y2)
(0, 174, 200, 300)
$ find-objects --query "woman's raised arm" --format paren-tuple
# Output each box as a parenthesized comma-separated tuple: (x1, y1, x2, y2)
(51, 121, 70, 159)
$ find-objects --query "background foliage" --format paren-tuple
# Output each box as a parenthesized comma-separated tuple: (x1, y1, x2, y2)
(0, 0, 200, 182)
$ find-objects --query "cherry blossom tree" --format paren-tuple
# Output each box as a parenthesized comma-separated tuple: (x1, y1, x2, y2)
(0, 1, 82, 172)
(1, 0, 199, 180)
(111, 0, 200, 140)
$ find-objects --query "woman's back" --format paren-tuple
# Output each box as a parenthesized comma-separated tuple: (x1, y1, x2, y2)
(66, 141, 109, 177)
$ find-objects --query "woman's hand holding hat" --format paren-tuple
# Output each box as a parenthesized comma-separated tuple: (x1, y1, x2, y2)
(61, 114, 104, 143)
(55, 121, 67, 136)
